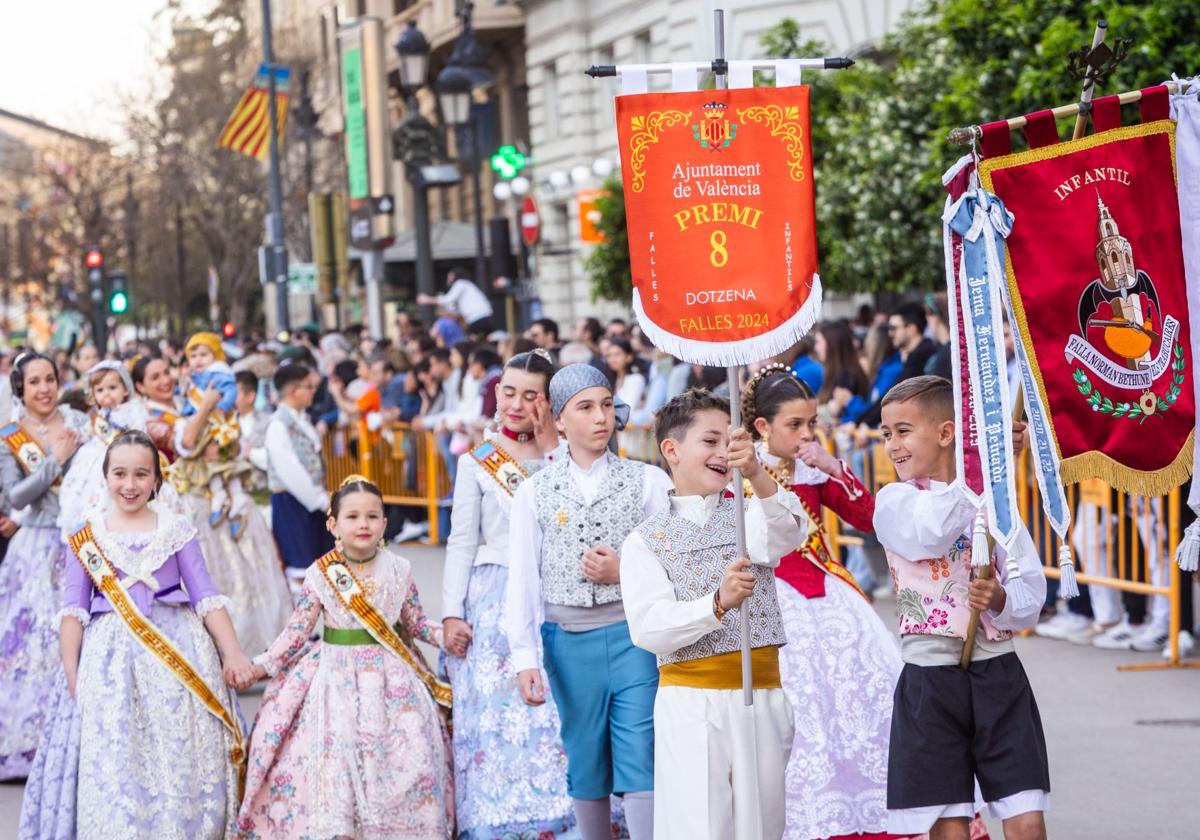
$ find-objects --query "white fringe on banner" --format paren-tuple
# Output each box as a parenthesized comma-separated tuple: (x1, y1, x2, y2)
(631, 274, 823, 367)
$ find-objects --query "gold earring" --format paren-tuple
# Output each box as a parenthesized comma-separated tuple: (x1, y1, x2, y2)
(335, 536, 344, 554)
(378, 536, 386, 549)
(761, 429, 770, 447)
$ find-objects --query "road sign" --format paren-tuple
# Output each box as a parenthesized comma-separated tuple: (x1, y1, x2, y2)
(288, 262, 318, 295)
(520, 196, 539, 246)
(371, 194, 394, 214)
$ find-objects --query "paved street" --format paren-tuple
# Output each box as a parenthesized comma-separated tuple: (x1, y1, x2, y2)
(1, 544, 1196, 838)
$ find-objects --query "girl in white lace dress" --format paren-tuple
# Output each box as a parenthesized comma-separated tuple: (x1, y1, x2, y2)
(743, 366, 906, 840)
(20, 430, 254, 840)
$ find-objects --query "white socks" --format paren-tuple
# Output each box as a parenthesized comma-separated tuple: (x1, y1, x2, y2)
(623, 791, 654, 840)
(571, 798, 612, 840)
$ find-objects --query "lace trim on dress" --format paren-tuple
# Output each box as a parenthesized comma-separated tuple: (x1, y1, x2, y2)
(195, 595, 234, 618)
(251, 651, 280, 678)
(56, 606, 92, 627)
(85, 501, 198, 589)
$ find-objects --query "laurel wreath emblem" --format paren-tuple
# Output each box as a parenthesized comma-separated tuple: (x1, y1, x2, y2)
(1072, 340, 1185, 423)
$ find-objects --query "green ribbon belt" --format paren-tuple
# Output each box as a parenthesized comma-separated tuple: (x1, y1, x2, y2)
(322, 626, 378, 646)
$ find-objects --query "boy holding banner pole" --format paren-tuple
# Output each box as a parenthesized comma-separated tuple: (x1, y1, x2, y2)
(875, 376, 1049, 840)
(621, 388, 809, 839)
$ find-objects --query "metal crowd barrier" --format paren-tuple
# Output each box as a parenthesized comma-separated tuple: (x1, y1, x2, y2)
(322, 421, 1193, 669)
(322, 420, 452, 544)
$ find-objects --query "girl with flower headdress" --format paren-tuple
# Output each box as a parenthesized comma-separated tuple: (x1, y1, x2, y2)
(235, 475, 454, 839)
(741, 363, 906, 840)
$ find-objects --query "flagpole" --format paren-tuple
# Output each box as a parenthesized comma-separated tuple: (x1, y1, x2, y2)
(704, 8, 755, 708)
(261, 0, 290, 335)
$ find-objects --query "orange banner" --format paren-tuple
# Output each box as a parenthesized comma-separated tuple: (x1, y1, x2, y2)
(616, 86, 821, 364)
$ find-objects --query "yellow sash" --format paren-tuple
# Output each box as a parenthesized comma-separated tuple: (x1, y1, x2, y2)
(469, 440, 529, 497)
(659, 646, 782, 689)
(315, 550, 453, 710)
(1, 424, 59, 490)
(67, 524, 245, 796)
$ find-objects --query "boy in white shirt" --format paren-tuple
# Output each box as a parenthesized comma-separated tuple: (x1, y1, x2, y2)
(505, 363, 673, 840)
(874, 376, 1049, 840)
(621, 388, 809, 840)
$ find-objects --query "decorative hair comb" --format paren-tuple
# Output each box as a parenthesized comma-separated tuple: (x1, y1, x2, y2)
(340, 474, 370, 488)
(531, 348, 554, 363)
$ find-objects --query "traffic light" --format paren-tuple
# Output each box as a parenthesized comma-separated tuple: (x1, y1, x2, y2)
(222, 321, 235, 339)
(85, 246, 106, 348)
(107, 272, 129, 315)
(489, 145, 526, 180)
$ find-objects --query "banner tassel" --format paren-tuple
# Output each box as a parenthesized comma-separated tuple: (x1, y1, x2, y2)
(1004, 557, 1038, 613)
(1058, 543, 1080, 599)
(1175, 516, 1200, 572)
(970, 509, 990, 568)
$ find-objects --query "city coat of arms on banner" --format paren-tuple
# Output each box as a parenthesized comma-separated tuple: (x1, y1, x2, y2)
(980, 110, 1195, 495)
(616, 86, 820, 365)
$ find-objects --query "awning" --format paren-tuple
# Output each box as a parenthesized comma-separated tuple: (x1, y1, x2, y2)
(349, 221, 482, 263)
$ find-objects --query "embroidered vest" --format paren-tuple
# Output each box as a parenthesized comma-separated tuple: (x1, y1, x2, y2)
(534, 456, 644, 608)
(885, 534, 1012, 643)
(267, 408, 326, 493)
(637, 494, 786, 666)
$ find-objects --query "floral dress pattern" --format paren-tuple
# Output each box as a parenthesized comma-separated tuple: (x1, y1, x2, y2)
(443, 447, 574, 840)
(236, 549, 453, 840)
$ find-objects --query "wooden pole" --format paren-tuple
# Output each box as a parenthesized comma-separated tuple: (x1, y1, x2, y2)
(960, 532, 997, 668)
(1071, 21, 1108, 140)
(948, 81, 1180, 146)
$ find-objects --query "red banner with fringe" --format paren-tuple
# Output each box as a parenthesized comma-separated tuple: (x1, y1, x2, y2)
(979, 97, 1194, 495)
(615, 86, 820, 365)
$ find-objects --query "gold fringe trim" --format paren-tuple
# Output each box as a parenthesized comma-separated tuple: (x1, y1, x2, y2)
(1059, 430, 1194, 497)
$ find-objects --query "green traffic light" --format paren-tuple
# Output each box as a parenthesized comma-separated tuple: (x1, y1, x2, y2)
(489, 144, 526, 180)
(110, 291, 129, 314)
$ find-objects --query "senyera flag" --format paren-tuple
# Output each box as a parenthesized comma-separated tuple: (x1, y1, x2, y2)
(979, 87, 1195, 497)
(218, 64, 291, 161)
(616, 86, 820, 365)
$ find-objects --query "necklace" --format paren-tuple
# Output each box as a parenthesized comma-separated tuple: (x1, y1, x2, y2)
(501, 425, 532, 443)
(341, 550, 381, 596)
(342, 550, 378, 565)
(24, 411, 53, 441)
(763, 459, 793, 487)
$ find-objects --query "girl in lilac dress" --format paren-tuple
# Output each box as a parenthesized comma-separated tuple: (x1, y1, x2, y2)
(19, 431, 254, 840)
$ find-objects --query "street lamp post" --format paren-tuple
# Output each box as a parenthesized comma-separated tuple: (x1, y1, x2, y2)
(260, 0, 290, 335)
(437, 2, 493, 293)
(394, 19, 439, 327)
